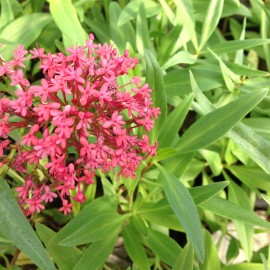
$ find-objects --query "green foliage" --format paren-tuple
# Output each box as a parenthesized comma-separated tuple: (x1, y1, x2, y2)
(0, 13, 52, 59)
(0, 179, 56, 270)
(48, 0, 87, 48)
(156, 163, 205, 262)
(0, 0, 270, 269)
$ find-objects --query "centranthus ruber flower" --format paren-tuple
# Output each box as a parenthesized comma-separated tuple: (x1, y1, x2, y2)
(0, 34, 160, 215)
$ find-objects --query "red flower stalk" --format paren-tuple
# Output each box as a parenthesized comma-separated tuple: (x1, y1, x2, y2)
(0, 34, 160, 215)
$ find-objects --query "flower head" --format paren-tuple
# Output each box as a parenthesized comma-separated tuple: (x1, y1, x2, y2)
(0, 34, 159, 215)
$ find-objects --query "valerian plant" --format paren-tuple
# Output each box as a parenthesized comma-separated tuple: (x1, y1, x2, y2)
(0, 34, 159, 216)
(1, 0, 270, 270)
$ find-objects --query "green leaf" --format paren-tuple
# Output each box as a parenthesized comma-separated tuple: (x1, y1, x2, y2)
(35, 223, 82, 270)
(189, 181, 229, 205)
(0, 13, 52, 60)
(0, 179, 56, 270)
(261, 194, 270, 205)
(84, 17, 110, 44)
(109, 2, 131, 53)
(50, 196, 117, 245)
(176, 88, 268, 153)
(158, 24, 183, 65)
(173, 0, 198, 50)
(139, 181, 228, 231)
(59, 212, 124, 246)
(199, 230, 220, 270)
(156, 164, 205, 262)
(202, 39, 270, 55)
(158, 93, 193, 148)
(200, 196, 270, 229)
(155, 148, 177, 162)
(228, 180, 254, 261)
(31, 0, 46, 12)
(144, 49, 167, 140)
(139, 199, 183, 231)
(117, 0, 161, 26)
(222, 263, 265, 270)
(226, 61, 269, 77)
(37, 22, 62, 52)
(208, 48, 240, 92)
(161, 51, 197, 70)
(159, 0, 176, 25)
(199, 149, 223, 176)
(226, 236, 240, 262)
(172, 242, 194, 270)
(261, 7, 270, 71)
(199, 0, 224, 51)
(136, 2, 152, 55)
(228, 166, 270, 191)
(145, 229, 181, 267)
(0, 0, 14, 30)
(164, 68, 223, 98)
(194, 0, 251, 19)
(228, 124, 270, 175)
(163, 152, 194, 178)
(123, 223, 150, 270)
(73, 232, 118, 270)
(48, 0, 87, 48)
(234, 18, 246, 65)
(191, 71, 270, 174)
(243, 118, 270, 140)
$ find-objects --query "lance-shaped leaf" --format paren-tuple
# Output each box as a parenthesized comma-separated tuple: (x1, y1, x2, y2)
(0, 179, 56, 270)
(177, 88, 267, 153)
(199, 0, 224, 51)
(36, 223, 82, 270)
(156, 164, 205, 262)
(48, 0, 87, 48)
(0, 13, 52, 60)
(50, 196, 117, 245)
(200, 196, 270, 229)
(228, 180, 254, 261)
(145, 228, 182, 267)
(73, 232, 118, 270)
(201, 39, 270, 55)
(144, 49, 167, 140)
(172, 242, 194, 270)
(123, 223, 150, 270)
(59, 212, 125, 246)
(173, 0, 198, 50)
(199, 230, 220, 270)
(158, 93, 193, 148)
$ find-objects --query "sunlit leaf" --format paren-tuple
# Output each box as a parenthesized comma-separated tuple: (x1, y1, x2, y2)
(0, 13, 52, 60)
(199, 0, 224, 50)
(48, 0, 87, 48)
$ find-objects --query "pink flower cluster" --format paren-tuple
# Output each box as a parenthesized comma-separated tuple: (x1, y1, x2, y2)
(0, 34, 159, 215)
